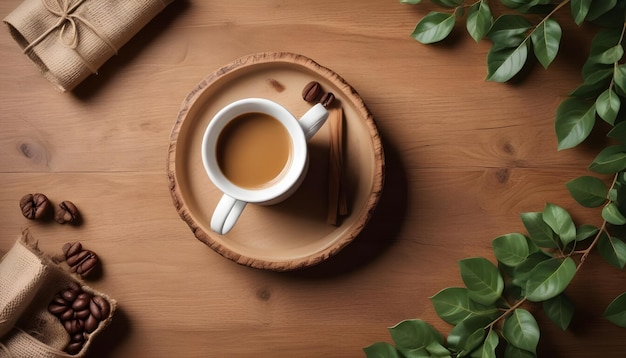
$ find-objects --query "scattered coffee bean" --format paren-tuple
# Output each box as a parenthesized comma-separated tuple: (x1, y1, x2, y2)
(63, 242, 83, 259)
(63, 241, 100, 279)
(55, 200, 80, 224)
(302, 81, 323, 102)
(319, 92, 335, 108)
(75, 251, 98, 277)
(19, 193, 51, 220)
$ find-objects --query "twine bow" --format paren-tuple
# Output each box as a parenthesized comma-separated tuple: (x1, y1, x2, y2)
(23, 0, 118, 74)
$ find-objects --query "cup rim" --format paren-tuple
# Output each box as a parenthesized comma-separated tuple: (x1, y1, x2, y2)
(201, 98, 308, 203)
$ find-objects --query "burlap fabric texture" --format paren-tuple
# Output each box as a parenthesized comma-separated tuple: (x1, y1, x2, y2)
(0, 230, 116, 357)
(3, 0, 175, 92)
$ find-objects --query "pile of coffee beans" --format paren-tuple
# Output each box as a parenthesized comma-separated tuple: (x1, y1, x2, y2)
(48, 282, 111, 355)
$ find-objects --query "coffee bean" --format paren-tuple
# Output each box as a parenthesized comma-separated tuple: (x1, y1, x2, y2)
(48, 301, 69, 316)
(89, 295, 111, 320)
(55, 200, 80, 224)
(319, 92, 335, 108)
(62, 288, 79, 302)
(62, 242, 83, 259)
(76, 251, 99, 277)
(60, 308, 75, 321)
(75, 308, 90, 320)
(72, 293, 91, 311)
(66, 343, 82, 355)
(84, 315, 99, 333)
(70, 332, 85, 343)
(64, 319, 84, 335)
(302, 81, 323, 102)
(67, 249, 90, 267)
(19, 193, 50, 220)
(66, 341, 83, 355)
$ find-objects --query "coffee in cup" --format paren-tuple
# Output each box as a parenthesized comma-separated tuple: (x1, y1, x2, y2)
(202, 98, 329, 234)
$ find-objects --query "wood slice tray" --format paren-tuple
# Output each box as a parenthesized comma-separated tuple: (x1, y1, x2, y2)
(167, 52, 384, 271)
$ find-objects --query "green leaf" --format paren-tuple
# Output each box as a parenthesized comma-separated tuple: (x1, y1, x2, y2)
(576, 224, 599, 242)
(447, 316, 491, 355)
(586, 0, 617, 21)
(459, 258, 504, 305)
(598, 234, 626, 269)
(466, 1, 493, 42)
(389, 319, 443, 357)
(589, 29, 623, 57)
(542, 203, 576, 246)
(431, 287, 499, 325)
(555, 98, 596, 151)
(411, 12, 456, 44)
(364, 342, 402, 358)
(595, 88, 621, 125)
(431, 0, 463, 7)
(602, 203, 626, 225)
(581, 63, 613, 86)
(492, 233, 530, 267)
(592, 45, 624, 65)
(504, 344, 536, 358)
(530, 19, 561, 69)
(604, 292, 626, 328)
(502, 309, 540, 354)
(512, 252, 552, 289)
(470, 329, 499, 358)
(571, 0, 592, 25)
(400, 0, 423, 4)
(487, 15, 532, 46)
(426, 341, 451, 357)
(589, 145, 626, 174)
(486, 41, 529, 82)
(608, 122, 626, 143)
(570, 76, 612, 99)
(614, 64, 626, 95)
(566, 176, 607, 207)
(520, 212, 559, 248)
(543, 294, 575, 330)
(587, 0, 617, 20)
(525, 257, 576, 301)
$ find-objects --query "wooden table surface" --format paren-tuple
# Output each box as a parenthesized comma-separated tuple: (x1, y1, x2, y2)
(1, 0, 624, 357)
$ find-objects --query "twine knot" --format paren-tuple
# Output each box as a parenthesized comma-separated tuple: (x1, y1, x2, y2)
(24, 0, 118, 74)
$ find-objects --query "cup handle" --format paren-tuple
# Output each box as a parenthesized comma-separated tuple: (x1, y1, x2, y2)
(211, 194, 248, 235)
(299, 103, 329, 141)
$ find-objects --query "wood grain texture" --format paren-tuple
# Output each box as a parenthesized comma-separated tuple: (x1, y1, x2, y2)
(0, 0, 623, 357)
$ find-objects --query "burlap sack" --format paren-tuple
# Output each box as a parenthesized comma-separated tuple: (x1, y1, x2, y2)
(0, 230, 116, 357)
(4, 0, 175, 92)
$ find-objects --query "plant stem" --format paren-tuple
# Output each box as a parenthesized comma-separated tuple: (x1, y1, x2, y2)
(485, 297, 527, 331)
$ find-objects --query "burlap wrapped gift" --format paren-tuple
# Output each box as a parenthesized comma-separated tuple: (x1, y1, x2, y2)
(4, 0, 175, 92)
(0, 230, 116, 357)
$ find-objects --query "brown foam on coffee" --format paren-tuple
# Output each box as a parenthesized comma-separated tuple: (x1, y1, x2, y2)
(216, 112, 292, 189)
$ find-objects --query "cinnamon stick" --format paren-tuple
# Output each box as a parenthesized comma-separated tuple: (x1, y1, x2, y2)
(327, 106, 347, 225)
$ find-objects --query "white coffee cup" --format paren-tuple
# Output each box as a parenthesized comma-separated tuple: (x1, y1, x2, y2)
(202, 98, 329, 235)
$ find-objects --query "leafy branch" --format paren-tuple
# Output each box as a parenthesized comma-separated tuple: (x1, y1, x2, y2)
(365, 0, 626, 357)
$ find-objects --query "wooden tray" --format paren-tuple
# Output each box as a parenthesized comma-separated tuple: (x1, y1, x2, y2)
(167, 52, 384, 271)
